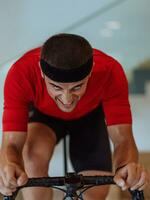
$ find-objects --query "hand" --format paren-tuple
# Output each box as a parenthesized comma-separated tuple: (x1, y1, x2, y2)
(0, 162, 28, 196)
(114, 162, 150, 191)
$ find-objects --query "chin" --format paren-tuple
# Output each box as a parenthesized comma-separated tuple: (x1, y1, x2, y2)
(58, 105, 76, 113)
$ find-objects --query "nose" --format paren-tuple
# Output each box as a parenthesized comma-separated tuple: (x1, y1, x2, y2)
(61, 91, 73, 105)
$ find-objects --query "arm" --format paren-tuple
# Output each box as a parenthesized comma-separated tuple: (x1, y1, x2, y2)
(108, 124, 150, 191)
(0, 132, 28, 195)
(1, 56, 33, 195)
(108, 124, 138, 168)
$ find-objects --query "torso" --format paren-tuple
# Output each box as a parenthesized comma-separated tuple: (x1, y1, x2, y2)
(3, 47, 132, 131)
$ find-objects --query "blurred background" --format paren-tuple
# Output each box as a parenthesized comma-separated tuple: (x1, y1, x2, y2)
(0, 0, 150, 199)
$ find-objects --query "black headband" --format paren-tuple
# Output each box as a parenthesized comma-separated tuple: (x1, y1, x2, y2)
(40, 57, 93, 82)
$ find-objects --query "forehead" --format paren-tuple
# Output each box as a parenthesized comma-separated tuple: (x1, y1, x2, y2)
(46, 75, 89, 87)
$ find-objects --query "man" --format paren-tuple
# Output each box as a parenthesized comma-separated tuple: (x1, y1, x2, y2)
(0, 33, 149, 200)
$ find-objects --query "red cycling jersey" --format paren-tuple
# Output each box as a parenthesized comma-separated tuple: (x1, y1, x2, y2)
(2, 48, 132, 132)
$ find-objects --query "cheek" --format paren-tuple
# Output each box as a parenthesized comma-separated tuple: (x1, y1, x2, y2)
(46, 87, 60, 98)
(74, 86, 87, 97)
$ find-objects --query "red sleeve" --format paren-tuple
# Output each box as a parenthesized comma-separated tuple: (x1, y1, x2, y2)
(2, 61, 34, 132)
(102, 59, 132, 125)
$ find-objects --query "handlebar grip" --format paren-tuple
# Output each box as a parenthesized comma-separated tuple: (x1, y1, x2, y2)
(82, 175, 115, 185)
(3, 197, 13, 200)
(129, 190, 144, 200)
(24, 177, 65, 187)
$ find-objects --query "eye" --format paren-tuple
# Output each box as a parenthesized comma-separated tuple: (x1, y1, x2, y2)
(53, 86, 62, 91)
(72, 86, 81, 91)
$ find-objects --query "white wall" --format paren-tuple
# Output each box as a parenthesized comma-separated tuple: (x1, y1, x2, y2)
(130, 87, 150, 151)
(0, 0, 114, 65)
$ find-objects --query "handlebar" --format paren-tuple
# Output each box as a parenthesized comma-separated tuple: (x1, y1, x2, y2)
(3, 173, 144, 200)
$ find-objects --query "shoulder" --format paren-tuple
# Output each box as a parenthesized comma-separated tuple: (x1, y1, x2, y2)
(22, 47, 41, 58)
(92, 48, 125, 75)
(15, 47, 41, 67)
(4, 47, 42, 91)
(7, 47, 41, 78)
(93, 48, 122, 68)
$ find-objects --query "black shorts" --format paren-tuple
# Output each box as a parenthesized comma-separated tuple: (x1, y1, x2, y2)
(28, 105, 112, 173)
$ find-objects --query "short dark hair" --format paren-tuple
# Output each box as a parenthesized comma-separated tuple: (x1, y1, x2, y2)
(41, 33, 93, 69)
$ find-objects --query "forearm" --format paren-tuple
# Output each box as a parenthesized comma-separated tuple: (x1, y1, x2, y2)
(0, 132, 28, 193)
(107, 124, 139, 170)
(1, 131, 27, 165)
(113, 138, 138, 170)
(1, 144, 23, 165)
(109, 125, 150, 191)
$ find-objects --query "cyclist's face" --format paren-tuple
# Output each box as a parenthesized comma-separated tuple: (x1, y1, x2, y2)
(44, 75, 90, 112)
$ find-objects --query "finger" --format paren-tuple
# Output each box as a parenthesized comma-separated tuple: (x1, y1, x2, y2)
(17, 173, 28, 186)
(115, 178, 126, 188)
(138, 183, 147, 191)
(16, 169, 28, 186)
(114, 173, 126, 189)
(2, 166, 17, 188)
(126, 164, 140, 186)
(0, 186, 17, 196)
(114, 165, 136, 190)
(0, 177, 17, 195)
(0, 188, 12, 196)
(130, 171, 147, 190)
(5, 167, 18, 187)
(0, 177, 4, 187)
(123, 163, 142, 189)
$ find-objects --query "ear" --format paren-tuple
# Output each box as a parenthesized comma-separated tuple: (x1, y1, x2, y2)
(38, 61, 44, 78)
(41, 70, 44, 78)
(89, 62, 94, 77)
